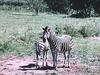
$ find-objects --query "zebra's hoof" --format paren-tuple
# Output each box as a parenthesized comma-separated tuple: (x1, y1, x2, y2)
(67, 66, 70, 68)
(63, 65, 66, 68)
(46, 64, 49, 67)
(52, 66, 58, 71)
(36, 66, 40, 69)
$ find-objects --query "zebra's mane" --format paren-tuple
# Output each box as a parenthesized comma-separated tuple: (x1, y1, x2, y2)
(48, 27, 56, 35)
(49, 27, 72, 42)
(49, 28, 59, 41)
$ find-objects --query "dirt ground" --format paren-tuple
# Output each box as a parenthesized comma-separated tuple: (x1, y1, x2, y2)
(0, 54, 100, 75)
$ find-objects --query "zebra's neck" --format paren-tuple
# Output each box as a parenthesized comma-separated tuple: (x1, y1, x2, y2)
(48, 32, 58, 48)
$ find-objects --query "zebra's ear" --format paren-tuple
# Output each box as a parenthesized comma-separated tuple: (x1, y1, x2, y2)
(42, 28, 45, 30)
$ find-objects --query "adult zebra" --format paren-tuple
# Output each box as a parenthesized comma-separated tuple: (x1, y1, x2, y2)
(42, 26, 73, 69)
(35, 39, 50, 68)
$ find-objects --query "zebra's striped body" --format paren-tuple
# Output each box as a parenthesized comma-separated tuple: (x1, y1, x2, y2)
(42, 26, 73, 68)
(35, 40, 49, 68)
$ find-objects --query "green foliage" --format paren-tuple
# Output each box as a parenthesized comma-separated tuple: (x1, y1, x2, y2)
(55, 25, 63, 35)
(0, 4, 30, 12)
(93, 0, 100, 16)
(0, 43, 4, 52)
(74, 37, 100, 65)
(45, 0, 70, 14)
(70, 13, 87, 18)
(55, 23, 100, 38)
(78, 25, 98, 37)
(0, 41, 12, 53)
(55, 25, 80, 37)
(78, 26, 88, 37)
(26, 0, 48, 15)
(0, 11, 100, 59)
(0, 0, 48, 14)
(44, 0, 100, 17)
(69, 0, 100, 17)
(1, 0, 100, 17)
(63, 25, 79, 37)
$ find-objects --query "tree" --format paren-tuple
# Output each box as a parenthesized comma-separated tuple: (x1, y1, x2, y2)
(44, 0, 70, 14)
(25, 0, 47, 15)
(93, 0, 100, 16)
(69, 0, 94, 17)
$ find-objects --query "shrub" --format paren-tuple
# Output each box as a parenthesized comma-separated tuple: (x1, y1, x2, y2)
(55, 24, 99, 38)
(0, 41, 11, 52)
(78, 25, 98, 38)
(55, 25, 63, 35)
(78, 26, 87, 37)
(63, 25, 79, 37)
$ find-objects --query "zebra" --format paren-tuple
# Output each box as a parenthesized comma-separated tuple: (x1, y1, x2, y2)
(42, 26, 73, 69)
(35, 39, 50, 68)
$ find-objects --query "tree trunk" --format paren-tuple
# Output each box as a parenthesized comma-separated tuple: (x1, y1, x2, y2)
(35, 7, 39, 15)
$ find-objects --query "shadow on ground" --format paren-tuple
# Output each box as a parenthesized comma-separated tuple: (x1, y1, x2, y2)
(19, 64, 55, 71)
(35, 66, 55, 70)
(18, 64, 36, 71)
(20, 64, 36, 68)
(18, 64, 55, 71)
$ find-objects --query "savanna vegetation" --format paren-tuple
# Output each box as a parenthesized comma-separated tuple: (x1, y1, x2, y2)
(0, 11, 100, 65)
(0, 0, 100, 75)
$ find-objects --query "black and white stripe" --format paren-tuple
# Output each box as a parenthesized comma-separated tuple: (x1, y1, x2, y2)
(42, 26, 73, 68)
(35, 40, 49, 68)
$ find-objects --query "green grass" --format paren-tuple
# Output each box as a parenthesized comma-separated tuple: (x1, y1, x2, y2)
(73, 37, 100, 65)
(0, 10, 100, 65)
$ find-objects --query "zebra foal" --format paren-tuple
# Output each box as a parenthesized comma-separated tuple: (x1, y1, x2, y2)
(42, 26, 73, 69)
(35, 39, 50, 68)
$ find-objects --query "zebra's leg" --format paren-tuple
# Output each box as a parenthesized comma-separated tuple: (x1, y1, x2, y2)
(54, 51, 58, 68)
(55, 51, 58, 68)
(51, 50, 56, 68)
(42, 51, 45, 67)
(63, 52, 66, 67)
(67, 50, 70, 68)
(45, 51, 48, 66)
(36, 52, 39, 68)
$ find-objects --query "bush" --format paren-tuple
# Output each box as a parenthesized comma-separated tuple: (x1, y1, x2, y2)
(55, 25, 63, 35)
(55, 23, 100, 38)
(70, 13, 87, 18)
(78, 25, 98, 38)
(0, 41, 11, 52)
(78, 26, 87, 37)
(63, 25, 80, 37)
(55, 24, 83, 37)
(45, 0, 70, 14)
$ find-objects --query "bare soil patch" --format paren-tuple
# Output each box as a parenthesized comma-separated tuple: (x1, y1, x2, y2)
(0, 54, 100, 75)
